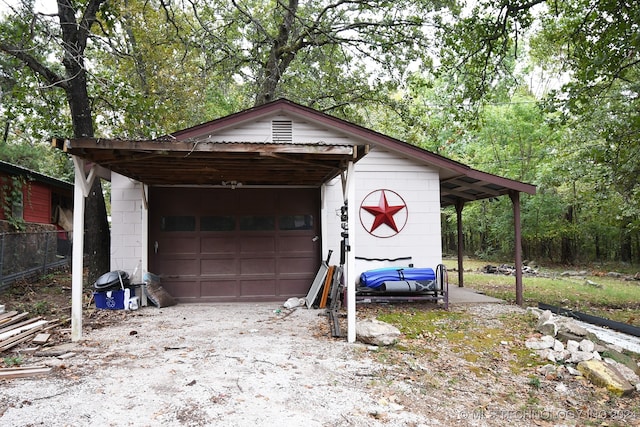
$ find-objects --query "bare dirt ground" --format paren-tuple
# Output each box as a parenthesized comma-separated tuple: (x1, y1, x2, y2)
(1, 271, 639, 426)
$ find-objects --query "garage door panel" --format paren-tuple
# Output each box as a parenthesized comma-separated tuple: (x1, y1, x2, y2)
(201, 280, 238, 297)
(279, 258, 316, 274)
(240, 279, 276, 296)
(202, 192, 236, 213)
(237, 190, 276, 212)
(157, 237, 198, 254)
(157, 259, 199, 276)
(240, 258, 275, 275)
(150, 187, 320, 301)
(201, 236, 236, 254)
(201, 258, 237, 275)
(162, 280, 200, 298)
(278, 235, 314, 255)
(278, 278, 311, 296)
(240, 236, 275, 253)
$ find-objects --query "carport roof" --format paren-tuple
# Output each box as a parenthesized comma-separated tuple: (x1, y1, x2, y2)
(57, 99, 535, 205)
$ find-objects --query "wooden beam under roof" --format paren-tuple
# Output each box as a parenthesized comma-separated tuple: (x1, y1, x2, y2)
(64, 138, 354, 156)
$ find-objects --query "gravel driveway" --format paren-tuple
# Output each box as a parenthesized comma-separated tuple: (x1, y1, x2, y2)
(1, 303, 433, 426)
(2, 302, 639, 427)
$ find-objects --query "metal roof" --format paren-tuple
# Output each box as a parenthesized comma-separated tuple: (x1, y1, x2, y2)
(57, 99, 536, 203)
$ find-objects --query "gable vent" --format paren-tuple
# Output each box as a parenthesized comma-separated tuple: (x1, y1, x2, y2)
(272, 120, 293, 143)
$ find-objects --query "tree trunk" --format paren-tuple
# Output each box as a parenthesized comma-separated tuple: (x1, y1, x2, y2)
(59, 0, 110, 283)
(561, 205, 575, 264)
(254, 0, 299, 106)
(620, 226, 632, 262)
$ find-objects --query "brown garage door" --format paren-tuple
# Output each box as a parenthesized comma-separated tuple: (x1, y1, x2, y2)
(149, 187, 321, 301)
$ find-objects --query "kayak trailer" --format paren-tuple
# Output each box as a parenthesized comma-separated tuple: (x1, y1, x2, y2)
(355, 264, 449, 309)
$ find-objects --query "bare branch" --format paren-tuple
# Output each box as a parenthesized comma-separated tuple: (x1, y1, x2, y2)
(0, 41, 66, 89)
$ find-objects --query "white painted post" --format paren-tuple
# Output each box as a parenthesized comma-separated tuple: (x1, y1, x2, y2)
(71, 156, 87, 342)
(140, 183, 149, 306)
(346, 161, 357, 343)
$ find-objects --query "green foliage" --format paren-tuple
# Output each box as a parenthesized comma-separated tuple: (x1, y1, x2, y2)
(15, 300, 52, 316)
(2, 356, 22, 367)
(1, 0, 639, 264)
(0, 174, 26, 230)
(528, 375, 541, 389)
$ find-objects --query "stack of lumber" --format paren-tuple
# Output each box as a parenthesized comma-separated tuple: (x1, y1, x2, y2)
(0, 311, 60, 352)
(0, 365, 51, 379)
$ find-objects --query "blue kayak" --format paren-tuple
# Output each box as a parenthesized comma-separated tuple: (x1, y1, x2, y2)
(359, 267, 435, 289)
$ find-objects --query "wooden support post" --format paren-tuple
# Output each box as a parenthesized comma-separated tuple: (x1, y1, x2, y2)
(455, 199, 465, 288)
(71, 156, 97, 342)
(140, 183, 149, 306)
(510, 191, 524, 306)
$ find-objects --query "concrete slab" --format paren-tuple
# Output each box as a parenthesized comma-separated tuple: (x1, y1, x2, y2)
(447, 285, 504, 304)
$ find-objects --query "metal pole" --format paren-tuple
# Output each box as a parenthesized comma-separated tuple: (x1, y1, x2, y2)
(345, 162, 356, 344)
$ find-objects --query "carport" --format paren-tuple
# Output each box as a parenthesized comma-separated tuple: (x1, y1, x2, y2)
(59, 99, 535, 342)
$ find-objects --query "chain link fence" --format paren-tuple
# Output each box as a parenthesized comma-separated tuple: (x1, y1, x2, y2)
(0, 230, 71, 292)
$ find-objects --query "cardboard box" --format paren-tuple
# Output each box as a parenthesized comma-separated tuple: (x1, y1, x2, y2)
(94, 288, 136, 310)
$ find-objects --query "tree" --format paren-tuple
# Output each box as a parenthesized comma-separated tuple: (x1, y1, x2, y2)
(435, 0, 640, 263)
(0, 0, 110, 282)
(187, 0, 457, 112)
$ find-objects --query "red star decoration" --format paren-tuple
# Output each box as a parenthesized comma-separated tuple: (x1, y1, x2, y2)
(362, 190, 406, 233)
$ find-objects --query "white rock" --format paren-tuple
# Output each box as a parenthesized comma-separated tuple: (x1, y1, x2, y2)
(356, 318, 401, 346)
(556, 318, 589, 336)
(536, 310, 553, 328)
(526, 307, 543, 318)
(605, 359, 640, 385)
(536, 349, 556, 362)
(539, 320, 558, 336)
(567, 340, 580, 352)
(579, 339, 595, 353)
(553, 340, 565, 352)
(569, 350, 594, 363)
(566, 366, 581, 376)
(526, 335, 555, 350)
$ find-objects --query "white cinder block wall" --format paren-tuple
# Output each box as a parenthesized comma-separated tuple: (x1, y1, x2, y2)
(110, 147, 443, 285)
(110, 173, 144, 282)
(322, 147, 443, 279)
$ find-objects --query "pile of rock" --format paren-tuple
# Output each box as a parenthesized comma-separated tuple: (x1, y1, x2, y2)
(526, 308, 640, 396)
(482, 264, 538, 276)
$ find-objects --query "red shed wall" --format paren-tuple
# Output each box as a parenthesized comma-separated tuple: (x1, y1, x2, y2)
(23, 182, 52, 224)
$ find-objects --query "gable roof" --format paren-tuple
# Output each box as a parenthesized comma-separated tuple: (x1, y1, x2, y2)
(59, 98, 535, 205)
(0, 160, 73, 191)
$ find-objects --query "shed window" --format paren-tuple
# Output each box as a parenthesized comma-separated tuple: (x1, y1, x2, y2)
(279, 214, 313, 230)
(201, 216, 235, 231)
(161, 216, 195, 232)
(239, 215, 275, 231)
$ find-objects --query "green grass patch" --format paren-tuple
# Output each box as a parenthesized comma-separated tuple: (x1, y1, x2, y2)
(443, 258, 640, 326)
(376, 307, 543, 373)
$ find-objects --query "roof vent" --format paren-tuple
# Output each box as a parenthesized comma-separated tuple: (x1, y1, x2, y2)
(272, 120, 293, 143)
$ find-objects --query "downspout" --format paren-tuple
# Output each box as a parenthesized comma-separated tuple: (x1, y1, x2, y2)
(510, 190, 524, 306)
(455, 199, 465, 287)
